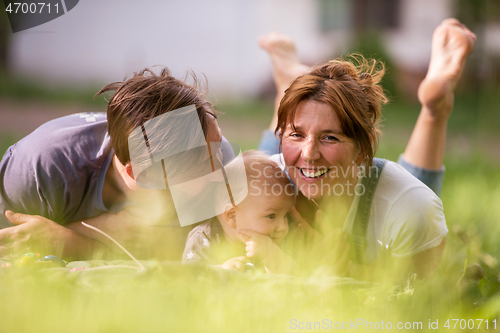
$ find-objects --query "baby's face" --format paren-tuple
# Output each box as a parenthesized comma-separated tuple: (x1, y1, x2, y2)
(234, 192, 294, 244)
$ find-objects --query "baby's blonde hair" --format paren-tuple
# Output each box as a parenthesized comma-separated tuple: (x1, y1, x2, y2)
(216, 150, 293, 212)
(240, 150, 293, 198)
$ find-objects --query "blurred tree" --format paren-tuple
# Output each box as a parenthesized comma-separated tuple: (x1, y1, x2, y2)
(347, 31, 399, 100)
(348, 0, 401, 100)
(0, 4, 11, 73)
(352, 0, 400, 31)
(317, 0, 401, 99)
(455, 0, 500, 27)
(453, 0, 500, 133)
(454, 0, 500, 91)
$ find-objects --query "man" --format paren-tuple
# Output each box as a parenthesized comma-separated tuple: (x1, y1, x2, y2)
(0, 67, 229, 260)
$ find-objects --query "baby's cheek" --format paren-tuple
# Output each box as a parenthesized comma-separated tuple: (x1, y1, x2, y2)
(274, 233, 287, 244)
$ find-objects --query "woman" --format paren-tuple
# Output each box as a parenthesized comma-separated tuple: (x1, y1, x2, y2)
(257, 19, 476, 279)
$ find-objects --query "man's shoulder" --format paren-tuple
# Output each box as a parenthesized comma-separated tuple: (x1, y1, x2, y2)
(0, 112, 113, 200)
(24, 113, 108, 148)
(8, 113, 111, 167)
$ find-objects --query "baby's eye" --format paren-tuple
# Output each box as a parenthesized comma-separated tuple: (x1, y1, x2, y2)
(266, 214, 276, 219)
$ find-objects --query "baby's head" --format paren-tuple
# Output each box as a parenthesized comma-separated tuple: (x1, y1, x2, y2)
(218, 151, 294, 244)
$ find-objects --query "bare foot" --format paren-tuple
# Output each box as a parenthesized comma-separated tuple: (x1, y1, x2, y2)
(259, 32, 310, 92)
(418, 18, 476, 120)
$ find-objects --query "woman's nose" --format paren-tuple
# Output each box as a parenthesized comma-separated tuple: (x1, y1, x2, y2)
(301, 138, 320, 162)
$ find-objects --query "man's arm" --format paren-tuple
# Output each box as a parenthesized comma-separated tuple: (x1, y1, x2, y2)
(0, 211, 114, 261)
(65, 210, 139, 259)
(66, 208, 190, 261)
(0, 208, 190, 261)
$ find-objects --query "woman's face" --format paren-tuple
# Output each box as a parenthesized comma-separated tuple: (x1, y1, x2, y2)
(281, 100, 361, 200)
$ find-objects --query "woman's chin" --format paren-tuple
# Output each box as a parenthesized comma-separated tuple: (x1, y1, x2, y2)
(297, 182, 329, 200)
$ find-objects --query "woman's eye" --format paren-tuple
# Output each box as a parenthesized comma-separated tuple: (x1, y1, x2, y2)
(289, 132, 302, 138)
(323, 135, 339, 141)
(266, 214, 276, 219)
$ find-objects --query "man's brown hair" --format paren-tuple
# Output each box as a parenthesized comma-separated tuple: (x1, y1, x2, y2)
(96, 67, 218, 165)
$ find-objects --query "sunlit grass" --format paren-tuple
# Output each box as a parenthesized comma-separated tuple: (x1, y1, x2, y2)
(0, 150, 498, 332)
(0, 95, 499, 332)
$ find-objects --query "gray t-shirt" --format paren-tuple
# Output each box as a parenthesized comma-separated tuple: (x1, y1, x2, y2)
(0, 112, 236, 229)
(0, 113, 115, 228)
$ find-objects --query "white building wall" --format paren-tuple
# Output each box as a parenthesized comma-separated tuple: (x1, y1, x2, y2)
(10, 0, 498, 97)
(10, 0, 329, 98)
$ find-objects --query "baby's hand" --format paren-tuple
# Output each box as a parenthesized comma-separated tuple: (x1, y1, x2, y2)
(220, 256, 251, 271)
(240, 230, 274, 260)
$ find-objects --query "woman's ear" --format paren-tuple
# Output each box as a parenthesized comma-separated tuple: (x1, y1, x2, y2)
(352, 142, 366, 166)
(355, 152, 365, 166)
(223, 204, 237, 228)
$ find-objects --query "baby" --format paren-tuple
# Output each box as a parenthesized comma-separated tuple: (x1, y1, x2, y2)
(182, 151, 297, 274)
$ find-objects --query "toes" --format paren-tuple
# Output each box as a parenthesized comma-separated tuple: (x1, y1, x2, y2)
(441, 18, 476, 42)
(258, 34, 274, 49)
(258, 32, 295, 51)
(441, 18, 461, 27)
(440, 18, 470, 30)
(434, 18, 476, 54)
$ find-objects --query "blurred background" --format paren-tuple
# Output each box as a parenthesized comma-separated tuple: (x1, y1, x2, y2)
(0, 0, 500, 322)
(0, 0, 499, 152)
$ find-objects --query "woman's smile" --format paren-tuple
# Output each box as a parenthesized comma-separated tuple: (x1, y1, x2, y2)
(295, 166, 331, 182)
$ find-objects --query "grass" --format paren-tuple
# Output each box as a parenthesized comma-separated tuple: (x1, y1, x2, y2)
(0, 72, 108, 109)
(0, 88, 499, 332)
(0, 132, 18, 158)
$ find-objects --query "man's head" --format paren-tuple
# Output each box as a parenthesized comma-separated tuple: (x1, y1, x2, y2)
(97, 67, 221, 167)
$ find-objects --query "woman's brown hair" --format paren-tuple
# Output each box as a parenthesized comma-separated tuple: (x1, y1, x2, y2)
(275, 55, 388, 166)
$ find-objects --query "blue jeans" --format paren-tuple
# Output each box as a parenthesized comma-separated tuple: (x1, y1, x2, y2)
(257, 129, 445, 196)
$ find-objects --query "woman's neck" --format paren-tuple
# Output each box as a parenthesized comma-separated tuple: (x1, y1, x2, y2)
(295, 179, 358, 233)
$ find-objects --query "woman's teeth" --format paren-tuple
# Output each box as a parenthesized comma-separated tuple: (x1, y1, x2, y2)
(300, 168, 328, 178)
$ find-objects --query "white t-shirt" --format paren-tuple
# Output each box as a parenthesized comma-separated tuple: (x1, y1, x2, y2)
(270, 155, 448, 263)
(344, 161, 447, 263)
